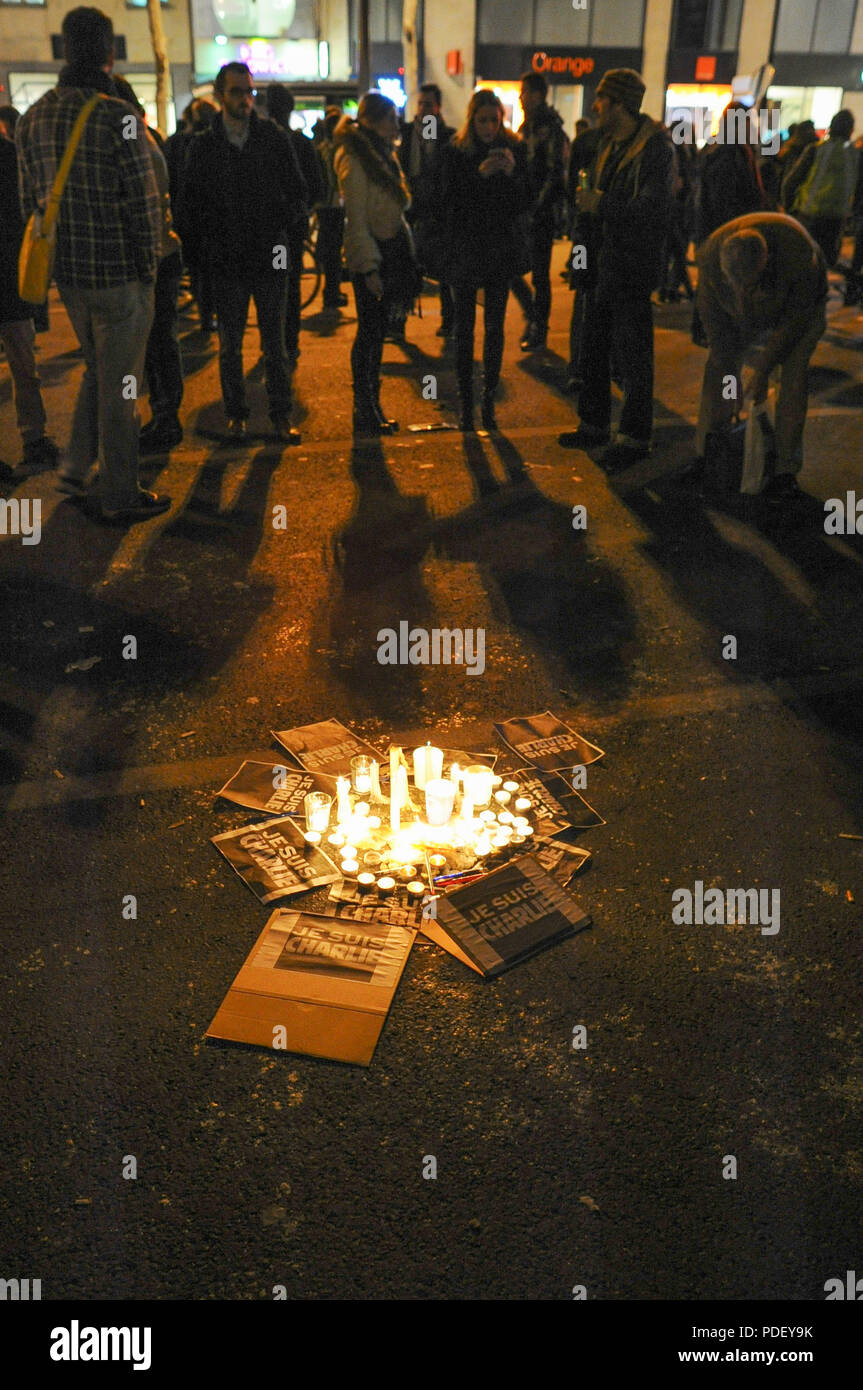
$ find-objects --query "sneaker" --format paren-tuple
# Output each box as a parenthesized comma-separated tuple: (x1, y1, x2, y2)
(558, 425, 611, 449)
(272, 417, 302, 446)
(19, 436, 60, 474)
(101, 490, 171, 524)
(762, 472, 803, 502)
(602, 440, 651, 472)
(139, 421, 183, 454)
(226, 417, 247, 440)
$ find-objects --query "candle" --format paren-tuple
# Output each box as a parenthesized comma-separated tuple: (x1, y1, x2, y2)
(369, 760, 383, 801)
(340, 845, 359, 861)
(425, 777, 455, 826)
(464, 764, 494, 807)
(304, 791, 332, 833)
(354, 802, 370, 817)
(406, 880, 425, 898)
(391, 765, 409, 832)
(510, 834, 526, 847)
(461, 791, 474, 823)
(367, 815, 381, 830)
(376, 875, 396, 895)
(303, 830, 322, 846)
(413, 742, 443, 790)
(492, 832, 510, 850)
(363, 850, 382, 868)
(503, 780, 519, 793)
(494, 789, 512, 805)
(327, 831, 346, 848)
(398, 864, 418, 881)
(497, 810, 514, 824)
(430, 853, 447, 869)
(351, 754, 373, 795)
(514, 797, 532, 813)
(340, 859, 359, 875)
(357, 872, 376, 892)
(389, 747, 401, 829)
(450, 762, 461, 788)
(336, 776, 352, 823)
(475, 833, 492, 857)
(480, 810, 496, 824)
(491, 774, 503, 786)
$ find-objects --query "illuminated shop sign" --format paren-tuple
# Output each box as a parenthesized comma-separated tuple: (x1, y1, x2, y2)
(531, 51, 595, 78)
(195, 37, 322, 82)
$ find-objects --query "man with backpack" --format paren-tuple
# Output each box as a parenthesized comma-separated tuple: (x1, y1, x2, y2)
(781, 109, 859, 267)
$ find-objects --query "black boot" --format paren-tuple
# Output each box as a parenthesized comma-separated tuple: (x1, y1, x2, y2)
(480, 389, 498, 432)
(458, 391, 475, 432)
(353, 389, 382, 438)
(373, 389, 399, 434)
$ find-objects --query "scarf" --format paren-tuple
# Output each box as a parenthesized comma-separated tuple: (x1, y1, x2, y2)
(334, 117, 410, 207)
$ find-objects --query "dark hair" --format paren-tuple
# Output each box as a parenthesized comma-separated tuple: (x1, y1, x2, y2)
(0, 104, 20, 137)
(214, 62, 252, 97)
(357, 90, 397, 126)
(453, 88, 513, 152)
(189, 97, 218, 132)
(112, 75, 144, 115)
(829, 109, 854, 141)
(267, 83, 294, 120)
(520, 71, 548, 100)
(62, 6, 114, 67)
(419, 82, 442, 107)
(575, 117, 590, 134)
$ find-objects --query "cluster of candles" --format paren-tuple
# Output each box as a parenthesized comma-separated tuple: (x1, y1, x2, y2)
(300, 743, 533, 886)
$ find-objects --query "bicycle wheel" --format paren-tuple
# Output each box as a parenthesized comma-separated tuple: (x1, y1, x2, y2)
(300, 238, 323, 310)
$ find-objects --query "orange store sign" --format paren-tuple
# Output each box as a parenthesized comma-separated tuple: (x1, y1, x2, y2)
(532, 51, 595, 78)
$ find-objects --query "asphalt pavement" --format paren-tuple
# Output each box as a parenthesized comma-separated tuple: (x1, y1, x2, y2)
(1, 248, 862, 1301)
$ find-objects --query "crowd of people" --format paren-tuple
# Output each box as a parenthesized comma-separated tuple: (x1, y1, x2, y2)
(1, 4, 862, 523)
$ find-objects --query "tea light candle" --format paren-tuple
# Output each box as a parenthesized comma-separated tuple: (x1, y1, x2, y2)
(519, 826, 534, 838)
(513, 816, 530, 830)
(510, 834, 526, 847)
(341, 845, 359, 861)
(406, 880, 425, 898)
(336, 776, 352, 823)
(497, 810, 514, 824)
(480, 810, 496, 824)
(399, 864, 418, 881)
(491, 774, 503, 786)
(351, 754, 373, 795)
(354, 802, 370, 817)
(357, 872, 376, 892)
(340, 858, 359, 876)
(514, 797, 532, 813)
(425, 776, 455, 826)
(363, 850, 382, 868)
(503, 780, 519, 793)
(413, 742, 443, 790)
(303, 830, 322, 846)
(492, 832, 510, 850)
(376, 875, 396, 895)
(367, 815, 381, 830)
(464, 764, 494, 807)
(430, 853, 447, 869)
(327, 831, 346, 848)
(475, 833, 493, 857)
(494, 789, 512, 805)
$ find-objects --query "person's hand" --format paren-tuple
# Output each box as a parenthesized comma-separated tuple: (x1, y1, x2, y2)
(575, 187, 602, 214)
(479, 148, 514, 178)
(365, 270, 384, 299)
(742, 367, 768, 405)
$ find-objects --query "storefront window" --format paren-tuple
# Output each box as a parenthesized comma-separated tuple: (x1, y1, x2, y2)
(534, 0, 590, 46)
(671, 0, 741, 50)
(590, 0, 645, 47)
(478, 0, 645, 48)
(774, 0, 856, 54)
(766, 84, 843, 132)
(477, 0, 532, 45)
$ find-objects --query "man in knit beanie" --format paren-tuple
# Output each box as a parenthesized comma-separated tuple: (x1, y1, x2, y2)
(558, 68, 671, 469)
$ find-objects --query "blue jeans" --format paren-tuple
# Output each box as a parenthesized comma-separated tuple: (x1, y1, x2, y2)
(59, 279, 154, 512)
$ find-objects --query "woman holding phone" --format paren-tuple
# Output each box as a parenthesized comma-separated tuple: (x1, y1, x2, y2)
(441, 90, 531, 431)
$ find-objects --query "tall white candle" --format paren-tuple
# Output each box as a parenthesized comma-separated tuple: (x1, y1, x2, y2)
(413, 742, 443, 790)
(369, 760, 383, 801)
(391, 765, 409, 832)
(336, 776, 352, 824)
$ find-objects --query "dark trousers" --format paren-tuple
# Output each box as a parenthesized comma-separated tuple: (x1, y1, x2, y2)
(579, 286, 655, 446)
(317, 207, 346, 302)
(568, 284, 593, 379)
(510, 219, 555, 333)
(350, 273, 387, 407)
(285, 227, 305, 362)
(212, 270, 291, 423)
(190, 262, 214, 326)
(144, 252, 183, 425)
(800, 215, 843, 269)
(439, 278, 455, 331)
(453, 277, 510, 405)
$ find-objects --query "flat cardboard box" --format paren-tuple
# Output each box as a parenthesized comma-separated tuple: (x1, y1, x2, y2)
(206, 909, 415, 1065)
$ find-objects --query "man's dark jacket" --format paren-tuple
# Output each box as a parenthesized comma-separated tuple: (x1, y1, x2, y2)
(520, 101, 566, 223)
(573, 114, 672, 295)
(0, 136, 31, 324)
(398, 116, 455, 221)
(175, 109, 307, 276)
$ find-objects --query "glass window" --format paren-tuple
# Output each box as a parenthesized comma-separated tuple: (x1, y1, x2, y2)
(720, 0, 743, 49)
(0, 0, 47, 6)
(477, 0, 532, 45)
(773, 0, 816, 51)
(535, 0, 590, 45)
(811, 0, 855, 53)
(589, 0, 644, 47)
(673, 0, 709, 48)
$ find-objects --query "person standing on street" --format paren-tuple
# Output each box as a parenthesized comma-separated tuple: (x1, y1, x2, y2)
(334, 92, 415, 437)
(781, 109, 859, 268)
(398, 83, 455, 338)
(176, 62, 307, 443)
(510, 71, 566, 352)
(15, 6, 167, 522)
(440, 89, 531, 431)
(316, 107, 348, 309)
(558, 68, 672, 469)
(694, 213, 828, 502)
(266, 85, 324, 365)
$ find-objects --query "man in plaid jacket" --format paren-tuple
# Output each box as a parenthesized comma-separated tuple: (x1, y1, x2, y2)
(15, 6, 168, 523)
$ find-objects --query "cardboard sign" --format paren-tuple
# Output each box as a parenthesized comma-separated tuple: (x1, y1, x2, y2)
(495, 711, 604, 772)
(212, 816, 340, 904)
(430, 854, 591, 977)
(327, 880, 421, 929)
(206, 909, 416, 1064)
(533, 838, 592, 886)
(513, 767, 605, 832)
(216, 761, 338, 817)
(271, 718, 385, 777)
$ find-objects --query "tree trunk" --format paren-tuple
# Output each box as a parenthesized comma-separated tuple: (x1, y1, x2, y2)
(146, 0, 169, 134)
(402, 0, 419, 114)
